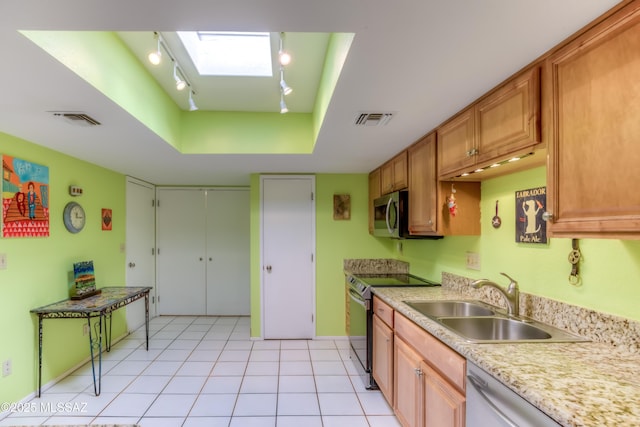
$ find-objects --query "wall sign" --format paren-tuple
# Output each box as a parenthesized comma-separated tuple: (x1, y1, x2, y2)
(333, 194, 351, 220)
(515, 186, 547, 244)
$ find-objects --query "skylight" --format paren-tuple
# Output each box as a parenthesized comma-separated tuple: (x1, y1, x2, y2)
(177, 31, 273, 77)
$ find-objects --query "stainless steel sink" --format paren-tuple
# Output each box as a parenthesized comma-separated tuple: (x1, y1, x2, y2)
(404, 300, 496, 318)
(437, 316, 587, 343)
(403, 299, 588, 343)
(438, 316, 551, 341)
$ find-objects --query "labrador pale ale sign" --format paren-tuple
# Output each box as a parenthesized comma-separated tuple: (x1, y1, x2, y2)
(515, 186, 547, 244)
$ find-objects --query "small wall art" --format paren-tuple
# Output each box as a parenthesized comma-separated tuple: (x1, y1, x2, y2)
(102, 208, 112, 231)
(515, 186, 547, 244)
(1, 155, 50, 237)
(333, 194, 351, 220)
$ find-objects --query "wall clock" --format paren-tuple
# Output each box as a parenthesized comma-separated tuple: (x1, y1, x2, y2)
(63, 201, 86, 233)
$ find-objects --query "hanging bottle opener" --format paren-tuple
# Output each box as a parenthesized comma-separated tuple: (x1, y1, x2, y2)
(491, 200, 501, 228)
(568, 239, 582, 286)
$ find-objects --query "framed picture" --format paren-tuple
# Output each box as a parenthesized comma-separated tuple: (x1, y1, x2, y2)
(333, 194, 351, 220)
(2, 155, 50, 237)
(515, 186, 547, 244)
(102, 208, 112, 231)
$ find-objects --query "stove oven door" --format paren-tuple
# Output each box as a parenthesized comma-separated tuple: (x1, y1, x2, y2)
(347, 286, 369, 372)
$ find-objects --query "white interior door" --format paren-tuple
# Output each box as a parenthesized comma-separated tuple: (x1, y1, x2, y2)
(156, 188, 206, 315)
(206, 189, 250, 315)
(261, 176, 315, 339)
(125, 177, 156, 330)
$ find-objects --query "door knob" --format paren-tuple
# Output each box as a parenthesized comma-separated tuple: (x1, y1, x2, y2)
(128, 262, 136, 268)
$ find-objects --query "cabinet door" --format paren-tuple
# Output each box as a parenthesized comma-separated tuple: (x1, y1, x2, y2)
(394, 337, 423, 427)
(368, 169, 381, 234)
(423, 362, 465, 427)
(373, 314, 394, 405)
(546, 3, 640, 237)
(381, 151, 408, 194)
(437, 107, 475, 178)
(475, 66, 540, 166)
(391, 151, 408, 191)
(408, 133, 437, 235)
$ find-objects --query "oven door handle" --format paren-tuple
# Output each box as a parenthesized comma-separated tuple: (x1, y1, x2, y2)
(348, 288, 369, 309)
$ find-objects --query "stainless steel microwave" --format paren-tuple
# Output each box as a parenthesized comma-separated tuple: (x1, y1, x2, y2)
(373, 191, 409, 238)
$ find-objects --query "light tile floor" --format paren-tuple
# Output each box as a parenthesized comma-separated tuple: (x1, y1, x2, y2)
(0, 316, 400, 427)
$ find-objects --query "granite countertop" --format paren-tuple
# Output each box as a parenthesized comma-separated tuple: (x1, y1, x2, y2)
(372, 286, 640, 427)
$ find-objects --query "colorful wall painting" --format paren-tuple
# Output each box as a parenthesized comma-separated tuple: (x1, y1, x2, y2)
(101, 208, 112, 231)
(515, 186, 547, 244)
(2, 155, 50, 237)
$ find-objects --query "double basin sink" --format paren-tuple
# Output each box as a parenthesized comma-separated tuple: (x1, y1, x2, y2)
(404, 300, 587, 343)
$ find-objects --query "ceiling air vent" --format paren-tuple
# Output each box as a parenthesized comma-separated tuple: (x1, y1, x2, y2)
(354, 112, 394, 127)
(52, 112, 101, 127)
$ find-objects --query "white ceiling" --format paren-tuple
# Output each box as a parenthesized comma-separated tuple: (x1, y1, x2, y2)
(0, 0, 621, 186)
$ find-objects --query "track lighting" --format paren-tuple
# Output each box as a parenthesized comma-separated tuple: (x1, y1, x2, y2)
(173, 63, 187, 91)
(278, 32, 291, 66)
(188, 91, 198, 111)
(148, 32, 162, 65)
(280, 92, 288, 114)
(280, 68, 292, 95)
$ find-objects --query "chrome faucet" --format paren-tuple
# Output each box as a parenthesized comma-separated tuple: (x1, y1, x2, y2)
(471, 272, 519, 317)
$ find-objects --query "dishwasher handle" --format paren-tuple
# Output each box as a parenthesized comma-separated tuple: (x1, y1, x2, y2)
(467, 372, 518, 427)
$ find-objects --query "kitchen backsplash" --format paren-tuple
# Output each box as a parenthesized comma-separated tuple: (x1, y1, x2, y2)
(343, 258, 409, 274)
(442, 272, 640, 354)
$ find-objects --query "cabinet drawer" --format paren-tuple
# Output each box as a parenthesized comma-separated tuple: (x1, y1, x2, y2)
(373, 296, 394, 327)
(394, 312, 466, 392)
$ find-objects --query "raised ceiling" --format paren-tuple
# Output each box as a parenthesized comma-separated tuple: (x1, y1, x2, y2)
(0, 0, 621, 185)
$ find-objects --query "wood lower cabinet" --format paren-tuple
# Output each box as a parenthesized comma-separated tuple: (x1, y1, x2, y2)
(423, 362, 465, 427)
(394, 336, 423, 427)
(372, 312, 394, 404)
(393, 312, 466, 427)
(545, 1, 640, 238)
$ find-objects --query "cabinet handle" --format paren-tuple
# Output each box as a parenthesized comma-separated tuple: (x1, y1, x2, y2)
(414, 368, 423, 377)
(542, 211, 553, 222)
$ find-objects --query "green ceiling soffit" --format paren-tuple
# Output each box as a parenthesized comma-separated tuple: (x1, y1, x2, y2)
(20, 30, 353, 155)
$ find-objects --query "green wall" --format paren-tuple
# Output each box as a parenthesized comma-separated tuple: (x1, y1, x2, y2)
(399, 167, 640, 322)
(0, 132, 126, 404)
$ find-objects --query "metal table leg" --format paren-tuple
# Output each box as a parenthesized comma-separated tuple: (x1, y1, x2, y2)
(86, 315, 103, 396)
(37, 315, 43, 398)
(145, 292, 150, 350)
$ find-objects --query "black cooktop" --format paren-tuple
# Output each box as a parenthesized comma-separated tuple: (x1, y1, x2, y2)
(350, 273, 440, 287)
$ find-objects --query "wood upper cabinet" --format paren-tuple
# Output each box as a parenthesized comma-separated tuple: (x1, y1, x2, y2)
(437, 66, 541, 179)
(408, 133, 438, 235)
(381, 151, 408, 194)
(437, 108, 475, 178)
(545, 2, 640, 238)
(368, 168, 381, 234)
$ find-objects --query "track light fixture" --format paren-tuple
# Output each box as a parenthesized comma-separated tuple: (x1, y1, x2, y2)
(148, 32, 162, 65)
(280, 91, 288, 114)
(278, 32, 291, 66)
(149, 32, 198, 111)
(188, 90, 198, 111)
(173, 63, 187, 91)
(280, 68, 292, 96)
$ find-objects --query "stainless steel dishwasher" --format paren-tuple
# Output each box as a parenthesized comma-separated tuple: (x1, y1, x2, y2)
(466, 362, 561, 427)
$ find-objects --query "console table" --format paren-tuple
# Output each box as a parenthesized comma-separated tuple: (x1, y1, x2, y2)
(31, 286, 151, 397)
